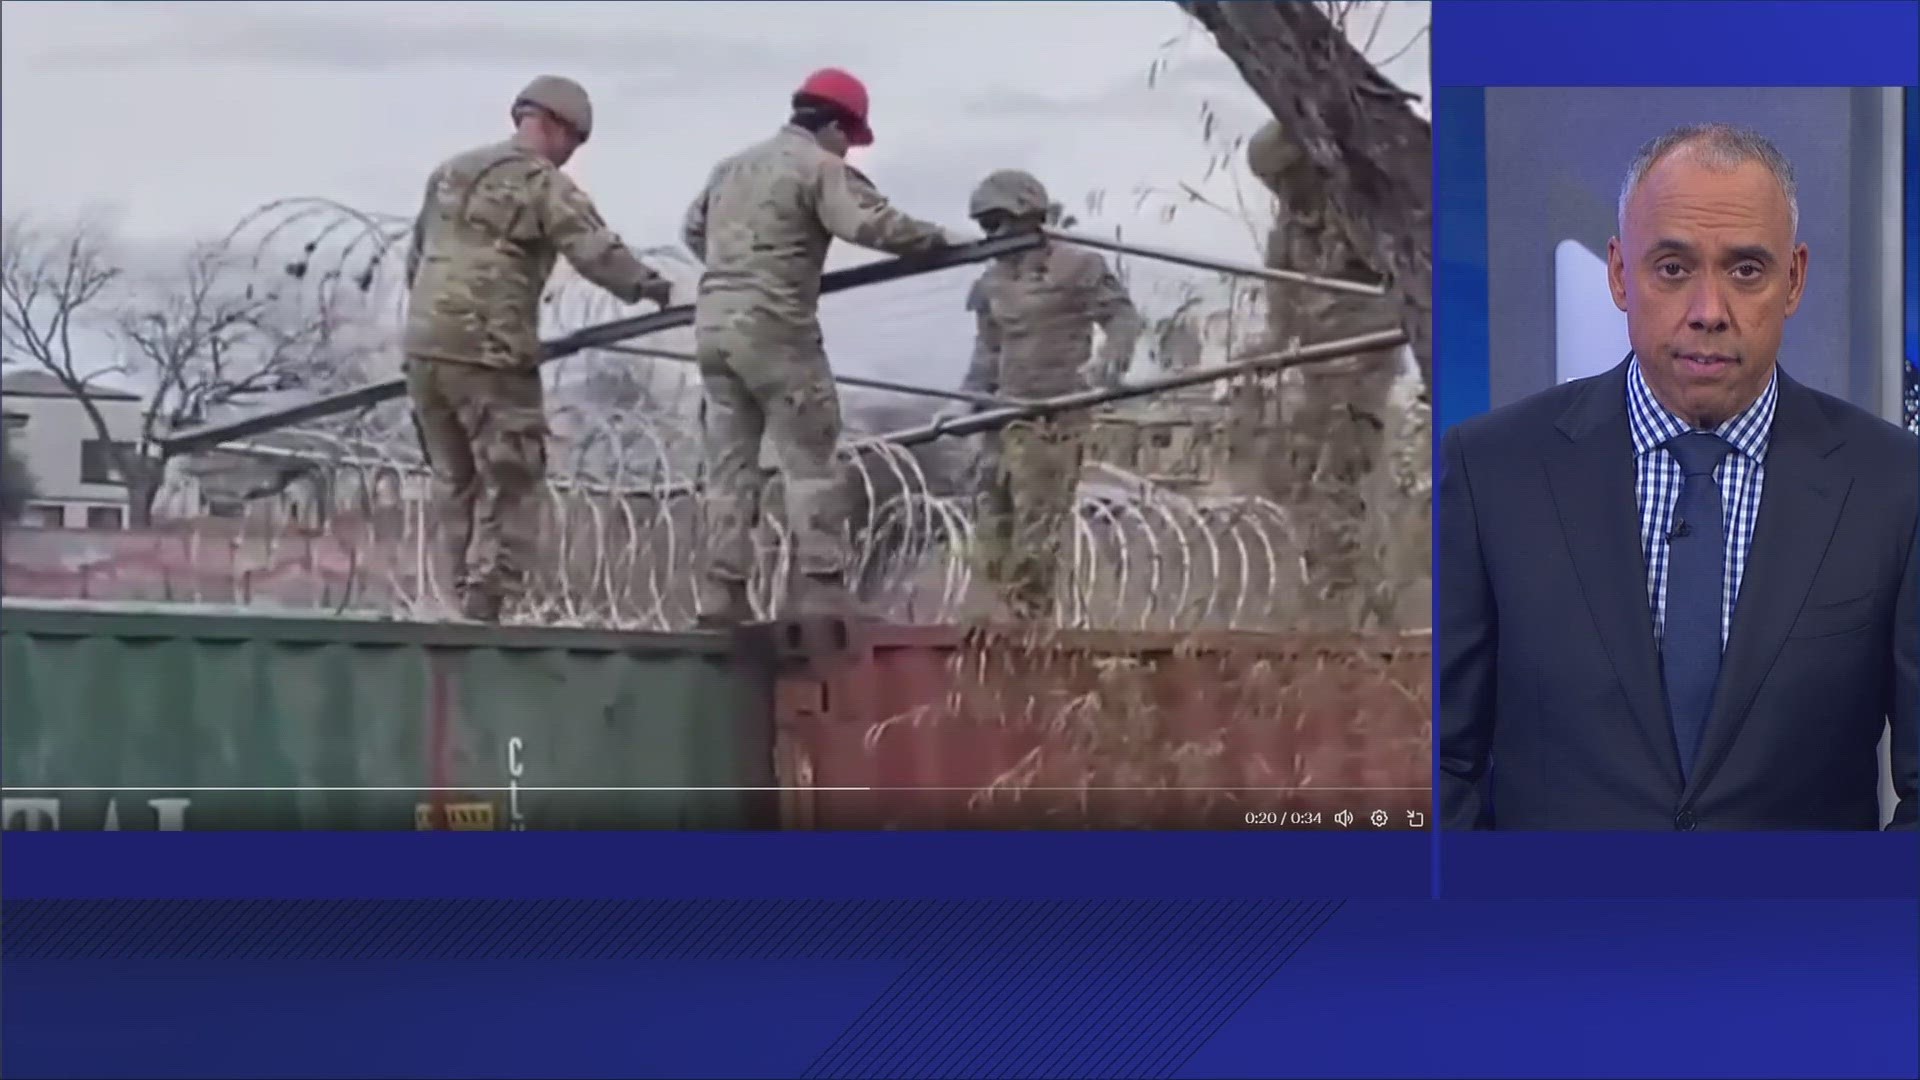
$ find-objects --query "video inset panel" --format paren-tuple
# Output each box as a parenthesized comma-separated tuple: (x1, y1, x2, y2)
(1437, 87, 1915, 832)
(1, 1, 1433, 834)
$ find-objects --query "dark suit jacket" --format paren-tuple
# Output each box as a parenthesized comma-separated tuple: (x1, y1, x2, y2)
(1439, 358, 1918, 830)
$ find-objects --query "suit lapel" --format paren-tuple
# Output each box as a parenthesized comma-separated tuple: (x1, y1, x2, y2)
(1543, 358, 1680, 780)
(1685, 373, 1849, 802)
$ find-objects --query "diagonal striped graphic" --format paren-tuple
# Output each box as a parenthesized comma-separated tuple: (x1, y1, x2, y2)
(803, 899, 1341, 1080)
(6, 898, 1343, 1078)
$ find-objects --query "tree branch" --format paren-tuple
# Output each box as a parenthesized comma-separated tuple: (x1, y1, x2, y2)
(5, 214, 371, 526)
(1176, 0, 1432, 394)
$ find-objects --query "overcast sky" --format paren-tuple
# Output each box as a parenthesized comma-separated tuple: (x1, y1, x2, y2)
(1, 0, 1429, 393)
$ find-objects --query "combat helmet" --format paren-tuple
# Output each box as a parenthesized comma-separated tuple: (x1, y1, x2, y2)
(513, 75, 593, 141)
(1245, 118, 1306, 182)
(969, 169, 1051, 223)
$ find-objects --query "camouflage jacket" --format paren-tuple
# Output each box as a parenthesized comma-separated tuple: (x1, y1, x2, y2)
(404, 135, 665, 370)
(681, 125, 951, 334)
(961, 243, 1143, 399)
(1273, 201, 1381, 284)
(1268, 200, 1395, 347)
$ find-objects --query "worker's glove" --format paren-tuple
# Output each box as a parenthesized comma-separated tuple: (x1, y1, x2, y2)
(636, 276, 676, 308)
(942, 227, 981, 248)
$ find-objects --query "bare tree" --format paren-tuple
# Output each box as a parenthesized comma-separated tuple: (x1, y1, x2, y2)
(1177, 0, 1431, 395)
(119, 242, 339, 418)
(1, 215, 134, 507)
(1161, 0, 1430, 632)
(2, 215, 350, 525)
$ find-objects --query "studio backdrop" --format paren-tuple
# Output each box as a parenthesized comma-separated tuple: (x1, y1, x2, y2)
(1482, 86, 1908, 423)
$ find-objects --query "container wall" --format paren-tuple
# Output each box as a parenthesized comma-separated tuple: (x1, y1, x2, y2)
(0, 600, 778, 830)
(767, 623, 1433, 830)
(3, 600, 1433, 833)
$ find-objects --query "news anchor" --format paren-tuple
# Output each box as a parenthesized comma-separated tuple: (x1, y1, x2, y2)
(1439, 123, 1918, 831)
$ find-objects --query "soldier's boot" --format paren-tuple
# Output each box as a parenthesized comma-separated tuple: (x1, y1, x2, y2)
(792, 572, 868, 620)
(694, 575, 755, 629)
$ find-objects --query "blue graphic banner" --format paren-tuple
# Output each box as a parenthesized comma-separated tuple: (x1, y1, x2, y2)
(6, 3, 1920, 1078)
(3, 898, 1913, 1079)
(1445, 833, 1920, 899)
(1434, 1, 1919, 87)
(0, 832, 1430, 900)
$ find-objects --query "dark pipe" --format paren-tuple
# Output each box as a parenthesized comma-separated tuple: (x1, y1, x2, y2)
(159, 231, 1046, 455)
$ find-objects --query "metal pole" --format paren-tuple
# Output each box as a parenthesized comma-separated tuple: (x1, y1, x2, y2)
(157, 231, 1047, 456)
(597, 343, 1022, 410)
(190, 328, 1407, 501)
(1043, 227, 1387, 297)
(160, 225, 1385, 456)
(875, 325, 1407, 449)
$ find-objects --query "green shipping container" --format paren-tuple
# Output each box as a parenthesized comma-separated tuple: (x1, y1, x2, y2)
(0, 599, 780, 830)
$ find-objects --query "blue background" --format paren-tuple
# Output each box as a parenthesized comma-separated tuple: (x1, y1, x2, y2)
(1476, 85, 1891, 409)
(6, 3, 1920, 1077)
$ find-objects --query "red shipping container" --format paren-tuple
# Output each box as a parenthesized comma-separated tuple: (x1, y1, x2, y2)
(766, 621, 1431, 830)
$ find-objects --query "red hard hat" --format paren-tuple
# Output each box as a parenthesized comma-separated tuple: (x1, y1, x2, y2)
(795, 67, 873, 146)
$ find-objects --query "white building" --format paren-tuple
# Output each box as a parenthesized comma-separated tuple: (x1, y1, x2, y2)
(1, 368, 144, 530)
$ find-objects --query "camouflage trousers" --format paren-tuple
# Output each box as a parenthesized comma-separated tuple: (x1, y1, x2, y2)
(1278, 346, 1403, 629)
(695, 326, 849, 583)
(406, 356, 547, 615)
(976, 416, 1085, 619)
(1265, 286, 1405, 627)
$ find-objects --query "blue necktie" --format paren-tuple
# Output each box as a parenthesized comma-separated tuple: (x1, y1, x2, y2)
(1661, 431, 1732, 781)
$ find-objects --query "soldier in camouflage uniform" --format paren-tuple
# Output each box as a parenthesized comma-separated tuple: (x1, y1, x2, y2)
(939, 170, 1143, 620)
(682, 68, 968, 624)
(404, 76, 675, 622)
(1240, 118, 1405, 628)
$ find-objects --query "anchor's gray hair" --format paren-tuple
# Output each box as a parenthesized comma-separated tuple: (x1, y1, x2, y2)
(1617, 123, 1799, 236)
